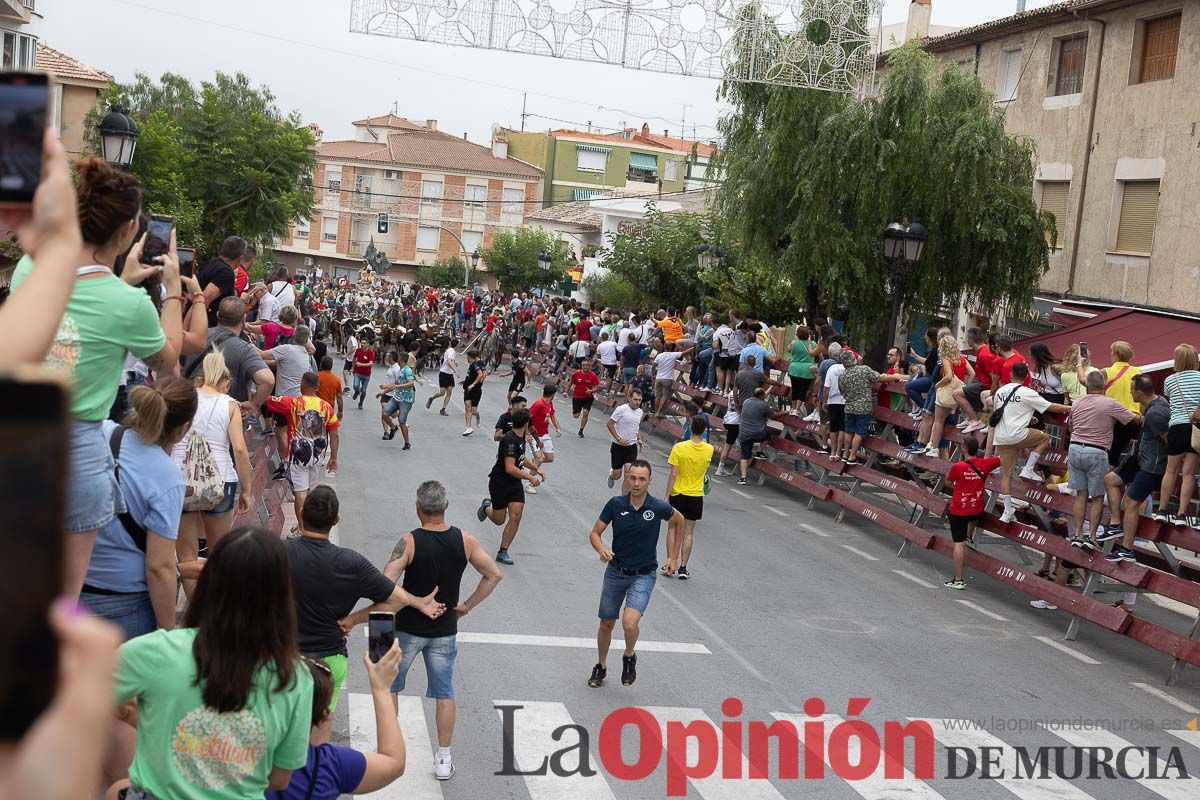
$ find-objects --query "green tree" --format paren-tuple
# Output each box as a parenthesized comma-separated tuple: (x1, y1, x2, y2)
(580, 270, 645, 311)
(482, 228, 569, 294)
(714, 37, 1053, 356)
(598, 204, 707, 311)
(416, 257, 477, 288)
(87, 71, 316, 256)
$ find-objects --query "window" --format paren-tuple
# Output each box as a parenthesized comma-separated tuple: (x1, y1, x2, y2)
(421, 180, 442, 206)
(1139, 13, 1181, 82)
(1053, 35, 1087, 96)
(1038, 182, 1069, 249)
(461, 229, 483, 255)
(295, 217, 310, 238)
(326, 171, 341, 192)
(576, 145, 609, 172)
(502, 187, 525, 214)
(355, 174, 372, 193)
(1114, 181, 1160, 255)
(417, 225, 440, 251)
(465, 185, 487, 209)
(2, 32, 36, 70)
(627, 153, 659, 182)
(573, 188, 605, 201)
(664, 160, 680, 182)
(999, 48, 1022, 102)
(322, 217, 338, 242)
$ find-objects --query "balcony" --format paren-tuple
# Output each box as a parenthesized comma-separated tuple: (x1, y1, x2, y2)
(0, 0, 33, 23)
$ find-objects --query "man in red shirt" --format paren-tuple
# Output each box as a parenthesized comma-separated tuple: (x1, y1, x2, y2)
(569, 356, 600, 437)
(529, 384, 562, 471)
(462, 295, 476, 330)
(575, 311, 592, 343)
(994, 335, 1029, 387)
(351, 337, 376, 410)
(957, 328, 998, 433)
(943, 438, 1001, 589)
(234, 244, 254, 296)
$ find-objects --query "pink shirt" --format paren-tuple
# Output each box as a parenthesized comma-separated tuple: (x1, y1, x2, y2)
(1068, 394, 1136, 449)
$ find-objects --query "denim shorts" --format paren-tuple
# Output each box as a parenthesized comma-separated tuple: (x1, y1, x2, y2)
(598, 564, 657, 620)
(845, 412, 872, 437)
(390, 632, 457, 699)
(384, 398, 413, 423)
(206, 481, 240, 516)
(67, 420, 125, 532)
(1067, 444, 1109, 498)
(80, 590, 156, 641)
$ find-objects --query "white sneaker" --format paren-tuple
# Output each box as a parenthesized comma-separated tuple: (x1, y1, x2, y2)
(1010, 497, 1030, 509)
(526, 484, 537, 494)
(461, 428, 474, 436)
(1029, 600, 1058, 610)
(1018, 468, 1041, 482)
(1000, 510, 1017, 523)
(802, 411, 820, 423)
(435, 752, 454, 781)
(922, 446, 939, 458)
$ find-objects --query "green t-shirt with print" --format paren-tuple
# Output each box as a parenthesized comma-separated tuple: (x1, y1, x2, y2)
(116, 627, 313, 800)
(12, 255, 165, 421)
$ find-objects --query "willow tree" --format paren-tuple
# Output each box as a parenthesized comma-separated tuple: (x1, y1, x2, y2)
(714, 33, 1053, 358)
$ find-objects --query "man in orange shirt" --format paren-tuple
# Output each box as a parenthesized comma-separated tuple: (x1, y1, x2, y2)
(316, 356, 344, 418)
(658, 308, 684, 345)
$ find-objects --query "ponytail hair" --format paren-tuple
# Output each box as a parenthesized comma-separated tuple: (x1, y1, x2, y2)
(198, 348, 232, 392)
(74, 158, 143, 247)
(125, 376, 199, 446)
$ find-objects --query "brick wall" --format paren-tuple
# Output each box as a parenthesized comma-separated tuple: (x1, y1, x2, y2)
(438, 220, 463, 261)
(397, 223, 417, 262)
(444, 175, 465, 221)
(486, 179, 503, 224)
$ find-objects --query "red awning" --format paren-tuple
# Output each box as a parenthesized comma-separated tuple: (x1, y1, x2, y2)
(1018, 308, 1200, 374)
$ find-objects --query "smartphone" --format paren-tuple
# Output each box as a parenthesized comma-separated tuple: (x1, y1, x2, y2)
(0, 72, 48, 206)
(177, 246, 196, 278)
(142, 214, 174, 265)
(0, 371, 69, 739)
(1079, 341, 1088, 360)
(367, 611, 396, 663)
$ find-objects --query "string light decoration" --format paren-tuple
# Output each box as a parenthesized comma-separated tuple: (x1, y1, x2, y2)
(348, 0, 882, 92)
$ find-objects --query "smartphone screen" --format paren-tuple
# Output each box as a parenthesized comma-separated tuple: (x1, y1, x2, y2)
(1079, 341, 1089, 360)
(0, 373, 68, 739)
(142, 215, 174, 264)
(0, 72, 48, 205)
(177, 246, 196, 278)
(367, 611, 395, 663)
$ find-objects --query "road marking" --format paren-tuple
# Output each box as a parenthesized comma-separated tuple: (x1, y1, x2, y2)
(642, 707, 787, 800)
(1167, 728, 1200, 750)
(763, 505, 790, 517)
(1032, 635, 1100, 665)
(348, 693, 442, 800)
(1131, 682, 1200, 714)
(729, 487, 753, 499)
(954, 599, 1010, 622)
(1047, 725, 1194, 800)
(918, 719, 1094, 800)
(840, 544, 880, 561)
(494, 701, 618, 800)
(458, 631, 711, 654)
(800, 523, 831, 538)
(892, 569, 938, 589)
(773, 712, 946, 800)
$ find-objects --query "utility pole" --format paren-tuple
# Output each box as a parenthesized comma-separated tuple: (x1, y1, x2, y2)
(680, 103, 692, 140)
(521, 93, 528, 131)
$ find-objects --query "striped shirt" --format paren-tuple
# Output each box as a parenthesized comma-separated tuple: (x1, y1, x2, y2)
(1164, 369, 1200, 426)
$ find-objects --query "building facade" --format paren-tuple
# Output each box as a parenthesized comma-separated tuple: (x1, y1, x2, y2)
(38, 44, 111, 157)
(275, 115, 542, 283)
(891, 0, 1199, 316)
(1, 0, 38, 71)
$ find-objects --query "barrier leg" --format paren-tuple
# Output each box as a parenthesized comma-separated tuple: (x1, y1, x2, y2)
(1166, 610, 1200, 686)
(1153, 541, 1183, 577)
(807, 470, 831, 511)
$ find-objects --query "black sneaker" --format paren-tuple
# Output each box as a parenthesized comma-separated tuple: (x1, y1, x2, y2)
(1068, 536, 1086, 548)
(426, 396, 434, 409)
(1094, 526, 1123, 543)
(1077, 538, 1098, 552)
(476, 497, 491, 523)
(578, 429, 585, 438)
(737, 477, 747, 485)
(587, 663, 606, 688)
(621, 654, 637, 686)
(439, 409, 449, 416)
(1105, 546, 1136, 563)
(677, 565, 690, 580)
(402, 442, 412, 451)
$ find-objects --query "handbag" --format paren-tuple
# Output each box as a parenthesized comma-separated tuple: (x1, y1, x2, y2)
(180, 399, 226, 512)
(1191, 422, 1200, 454)
(935, 375, 964, 408)
(989, 384, 1019, 429)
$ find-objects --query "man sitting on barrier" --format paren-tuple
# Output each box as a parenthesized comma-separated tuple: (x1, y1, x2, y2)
(993, 362, 1070, 523)
(736, 387, 790, 487)
(1103, 375, 1170, 564)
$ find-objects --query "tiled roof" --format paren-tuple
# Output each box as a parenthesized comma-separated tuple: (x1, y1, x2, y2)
(317, 129, 543, 180)
(633, 133, 719, 158)
(525, 201, 602, 231)
(36, 44, 111, 85)
(921, 0, 1114, 51)
(351, 114, 427, 130)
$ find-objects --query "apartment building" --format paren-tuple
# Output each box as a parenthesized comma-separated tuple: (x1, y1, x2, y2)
(37, 44, 111, 156)
(1, 0, 38, 71)
(276, 115, 543, 283)
(885, 0, 1200, 316)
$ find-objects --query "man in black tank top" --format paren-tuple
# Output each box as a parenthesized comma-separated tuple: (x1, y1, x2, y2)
(382, 480, 504, 782)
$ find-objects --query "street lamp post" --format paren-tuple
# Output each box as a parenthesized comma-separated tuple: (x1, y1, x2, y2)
(537, 251, 552, 297)
(468, 248, 481, 289)
(881, 219, 928, 352)
(696, 242, 724, 314)
(98, 105, 139, 169)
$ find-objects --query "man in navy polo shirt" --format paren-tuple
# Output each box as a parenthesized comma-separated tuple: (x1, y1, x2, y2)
(585, 459, 682, 688)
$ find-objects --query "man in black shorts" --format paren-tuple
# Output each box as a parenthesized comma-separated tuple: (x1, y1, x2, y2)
(504, 349, 527, 403)
(461, 348, 486, 436)
(569, 356, 600, 438)
(428, 336, 458, 417)
(478, 408, 543, 565)
(606, 390, 645, 491)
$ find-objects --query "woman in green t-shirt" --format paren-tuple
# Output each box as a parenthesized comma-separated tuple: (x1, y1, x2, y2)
(110, 527, 312, 800)
(787, 325, 818, 414)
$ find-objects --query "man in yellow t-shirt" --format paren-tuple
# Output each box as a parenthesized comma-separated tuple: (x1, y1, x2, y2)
(664, 415, 715, 580)
(1102, 340, 1142, 412)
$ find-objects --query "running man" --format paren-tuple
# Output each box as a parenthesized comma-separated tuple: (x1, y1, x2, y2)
(664, 415, 714, 580)
(529, 384, 562, 479)
(378, 350, 403, 440)
(351, 336, 376, 410)
(427, 336, 458, 416)
(606, 389, 645, 492)
(570, 356, 601, 437)
(586, 460, 682, 687)
(341, 330, 359, 392)
(477, 408, 543, 565)
(378, 351, 416, 449)
(461, 348, 486, 436)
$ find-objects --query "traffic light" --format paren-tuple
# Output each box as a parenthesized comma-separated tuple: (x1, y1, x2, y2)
(377, 213, 389, 234)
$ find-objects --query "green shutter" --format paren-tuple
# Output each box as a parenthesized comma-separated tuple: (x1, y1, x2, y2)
(573, 189, 605, 201)
(576, 144, 611, 154)
(629, 153, 658, 170)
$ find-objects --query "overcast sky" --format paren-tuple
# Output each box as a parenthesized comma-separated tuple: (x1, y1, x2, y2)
(39, 0, 1055, 145)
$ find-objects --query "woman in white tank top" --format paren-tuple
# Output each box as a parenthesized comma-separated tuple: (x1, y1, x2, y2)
(173, 349, 253, 584)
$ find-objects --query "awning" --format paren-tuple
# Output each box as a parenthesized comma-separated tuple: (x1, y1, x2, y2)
(1017, 307, 1200, 374)
(576, 144, 611, 154)
(573, 188, 605, 201)
(628, 153, 658, 170)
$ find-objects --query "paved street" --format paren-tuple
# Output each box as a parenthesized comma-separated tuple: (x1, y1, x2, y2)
(328, 365, 1200, 800)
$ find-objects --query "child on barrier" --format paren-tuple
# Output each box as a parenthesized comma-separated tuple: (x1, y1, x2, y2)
(943, 438, 1000, 590)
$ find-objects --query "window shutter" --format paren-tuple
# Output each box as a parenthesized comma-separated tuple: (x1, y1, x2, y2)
(1115, 181, 1160, 255)
(1000, 49, 1022, 101)
(1039, 182, 1070, 248)
(1054, 35, 1087, 96)
(1140, 14, 1181, 82)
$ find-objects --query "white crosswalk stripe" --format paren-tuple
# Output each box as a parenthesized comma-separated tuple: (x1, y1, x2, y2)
(771, 713, 946, 800)
(1166, 728, 1200, 750)
(1045, 725, 1195, 800)
(493, 700, 619, 800)
(348, 693, 442, 799)
(641, 706, 788, 800)
(917, 719, 1094, 800)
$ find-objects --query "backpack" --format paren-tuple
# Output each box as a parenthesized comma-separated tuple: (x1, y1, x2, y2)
(108, 426, 148, 552)
(180, 400, 226, 512)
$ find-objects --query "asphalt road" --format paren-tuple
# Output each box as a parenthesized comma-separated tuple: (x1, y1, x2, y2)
(325, 364, 1200, 800)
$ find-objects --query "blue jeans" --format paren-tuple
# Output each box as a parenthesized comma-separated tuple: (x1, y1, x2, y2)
(390, 632, 458, 698)
(692, 348, 713, 385)
(81, 591, 156, 641)
(598, 565, 657, 619)
(353, 373, 370, 398)
(905, 374, 932, 409)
